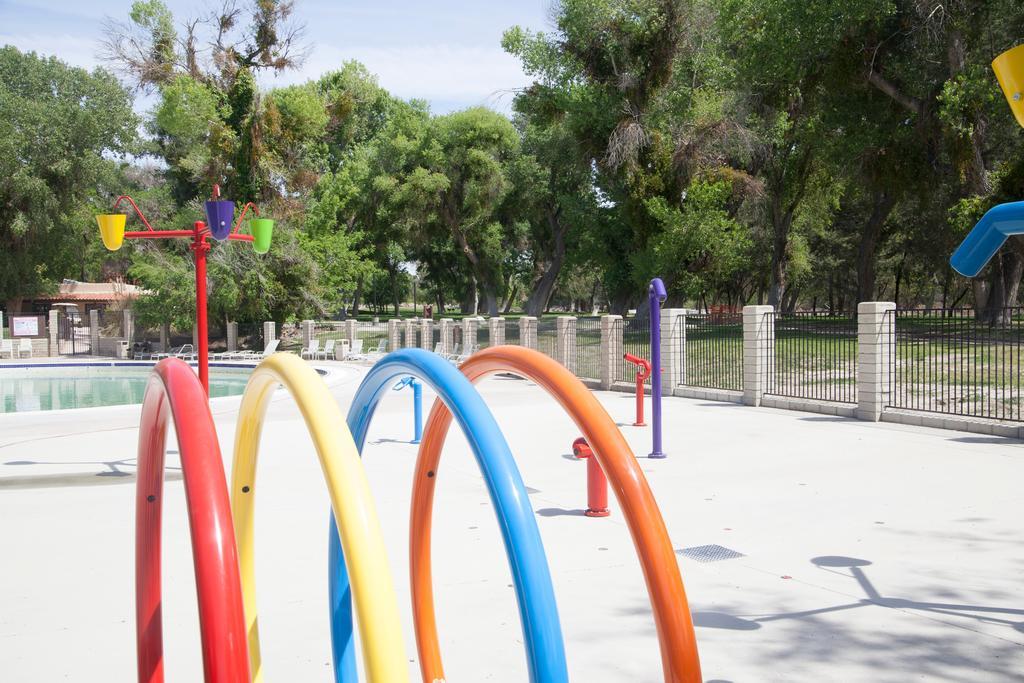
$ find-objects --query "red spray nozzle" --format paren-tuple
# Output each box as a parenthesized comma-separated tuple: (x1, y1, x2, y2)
(623, 353, 652, 381)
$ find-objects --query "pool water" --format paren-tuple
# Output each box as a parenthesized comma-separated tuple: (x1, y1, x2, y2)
(0, 364, 253, 414)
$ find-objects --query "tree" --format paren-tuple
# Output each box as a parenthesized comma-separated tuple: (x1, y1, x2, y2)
(0, 46, 138, 311)
(399, 108, 522, 315)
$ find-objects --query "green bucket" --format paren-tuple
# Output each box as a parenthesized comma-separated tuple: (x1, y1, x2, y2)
(251, 218, 274, 254)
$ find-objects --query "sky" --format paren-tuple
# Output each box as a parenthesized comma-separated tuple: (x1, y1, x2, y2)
(0, 0, 554, 113)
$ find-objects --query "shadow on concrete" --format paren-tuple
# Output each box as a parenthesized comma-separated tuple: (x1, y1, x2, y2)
(799, 416, 853, 423)
(535, 507, 586, 517)
(0, 469, 183, 490)
(687, 555, 1024, 679)
(1, 456, 184, 489)
(693, 611, 762, 630)
(694, 555, 1024, 678)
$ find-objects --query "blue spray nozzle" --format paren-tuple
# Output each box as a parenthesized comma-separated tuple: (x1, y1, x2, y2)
(950, 201, 1024, 277)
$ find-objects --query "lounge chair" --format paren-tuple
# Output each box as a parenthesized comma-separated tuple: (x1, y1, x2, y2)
(17, 338, 32, 359)
(364, 339, 388, 360)
(300, 339, 320, 359)
(231, 338, 280, 360)
(345, 339, 364, 360)
(315, 339, 335, 360)
(450, 343, 478, 365)
(153, 344, 194, 361)
(0, 339, 13, 359)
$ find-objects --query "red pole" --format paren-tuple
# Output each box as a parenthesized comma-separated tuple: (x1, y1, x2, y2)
(585, 454, 610, 517)
(623, 353, 651, 426)
(635, 372, 646, 426)
(572, 437, 610, 517)
(191, 221, 210, 395)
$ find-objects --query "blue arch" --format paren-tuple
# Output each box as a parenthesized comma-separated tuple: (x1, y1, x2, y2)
(328, 348, 568, 683)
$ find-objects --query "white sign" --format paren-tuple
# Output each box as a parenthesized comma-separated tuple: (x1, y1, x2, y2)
(12, 316, 39, 337)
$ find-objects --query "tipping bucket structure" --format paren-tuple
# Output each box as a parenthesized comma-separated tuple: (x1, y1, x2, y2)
(96, 214, 127, 251)
(251, 218, 274, 254)
(205, 200, 235, 241)
(993, 44, 1024, 129)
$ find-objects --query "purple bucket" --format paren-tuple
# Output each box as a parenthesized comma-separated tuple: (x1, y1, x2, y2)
(204, 200, 235, 241)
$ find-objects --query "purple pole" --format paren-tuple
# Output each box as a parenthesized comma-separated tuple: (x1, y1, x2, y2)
(649, 277, 667, 458)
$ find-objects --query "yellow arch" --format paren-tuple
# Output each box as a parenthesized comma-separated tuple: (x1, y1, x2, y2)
(230, 353, 408, 682)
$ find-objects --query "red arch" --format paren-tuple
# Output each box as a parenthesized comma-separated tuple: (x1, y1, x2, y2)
(135, 359, 249, 683)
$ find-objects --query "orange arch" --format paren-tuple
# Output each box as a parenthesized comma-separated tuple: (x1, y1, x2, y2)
(410, 346, 702, 683)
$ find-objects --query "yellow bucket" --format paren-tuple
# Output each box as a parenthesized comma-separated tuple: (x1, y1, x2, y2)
(993, 44, 1024, 129)
(96, 214, 127, 251)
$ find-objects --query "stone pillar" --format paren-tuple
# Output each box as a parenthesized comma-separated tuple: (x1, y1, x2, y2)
(160, 323, 169, 353)
(420, 318, 434, 351)
(226, 322, 238, 353)
(123, 309, 135, 344)
(556, 316, 577, 372)
(519, 316, 538, 350)
(463, 317, 480, 352)
(301, 319, 314, 350)
(661, 308, 687, 388)
(89, 310, 100, 355)
(48, 309, 59, 356)
(263, 321, 276, 350)
(856, 301, 896, 422)
(344, 320, 357, 345)
(404, 318, 418, 348)
(193, 325, 199, 350)
(742, 305, 775, 407)
(388, 319, 402, 352)
(439, 318, 454, 356)
(489, 316, 505, 346)
(599, 315, 623, 390)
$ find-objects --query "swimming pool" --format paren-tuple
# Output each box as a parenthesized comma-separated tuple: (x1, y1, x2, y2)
(0, 363, 255, 414)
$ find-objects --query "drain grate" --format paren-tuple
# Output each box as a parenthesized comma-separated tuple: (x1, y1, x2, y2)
(676, 544, 745, 563)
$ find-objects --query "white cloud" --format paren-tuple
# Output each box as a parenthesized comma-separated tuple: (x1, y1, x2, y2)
(262, 43, 532, 113)
(1, 33, 533, 114)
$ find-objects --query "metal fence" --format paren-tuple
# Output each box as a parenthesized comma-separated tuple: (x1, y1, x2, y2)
(313, 322, 345, 345)
(476, 321, 489, 350)
(358, 321, 389, 353)
(765, 311, 857, 403)
(505, 318, 521, 347)
(621, 316, 651, 385)
(888, 308, 1024, 421)
(404, 322, 419, 349)
(681, 313, 743, 391)
(537, 318, 558, 359)
(575, 317, 602, 380)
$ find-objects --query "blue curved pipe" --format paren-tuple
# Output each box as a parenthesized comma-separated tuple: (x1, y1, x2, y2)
(328, 348, 568, 683)
(950, 200, 1024, 277)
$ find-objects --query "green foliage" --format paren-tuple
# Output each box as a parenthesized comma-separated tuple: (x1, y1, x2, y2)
(13, 0, 1024, 322)
(0, 46, 138, 306)
(647, 179, 752, 298)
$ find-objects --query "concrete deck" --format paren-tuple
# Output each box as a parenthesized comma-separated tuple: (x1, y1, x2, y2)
(1, 360, 1022, 681)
